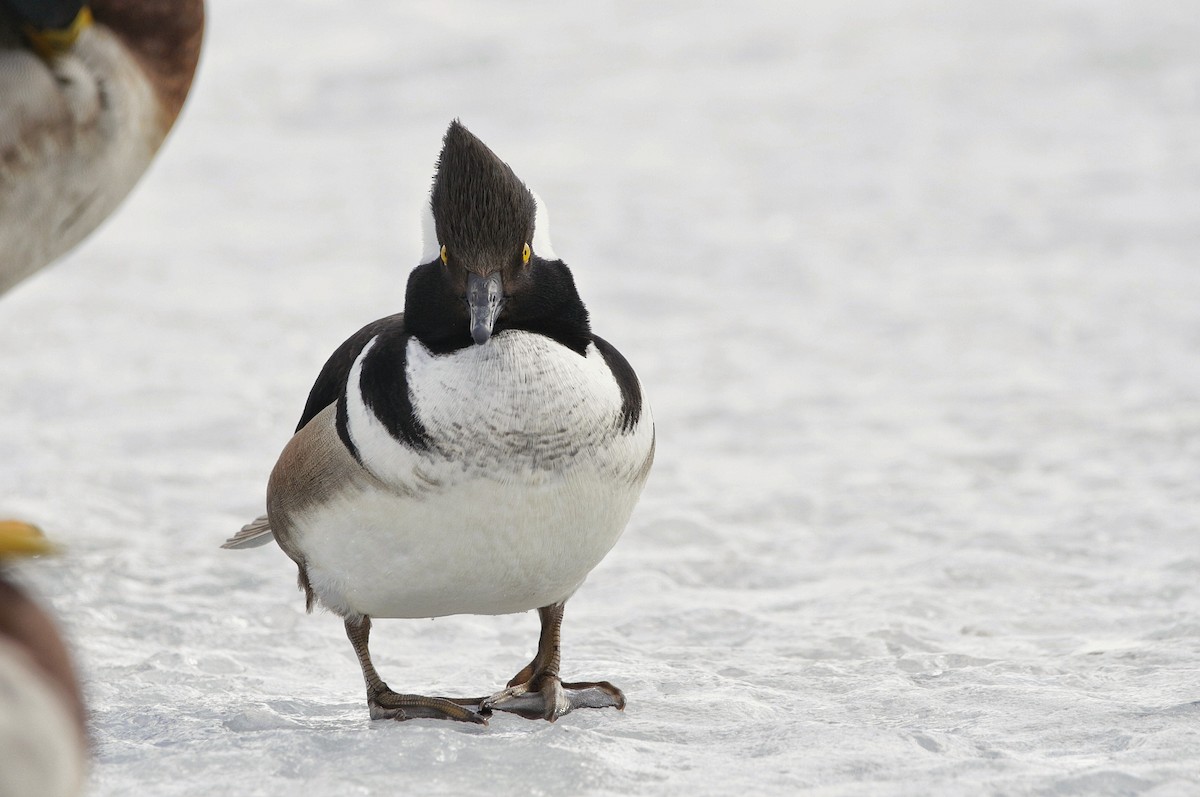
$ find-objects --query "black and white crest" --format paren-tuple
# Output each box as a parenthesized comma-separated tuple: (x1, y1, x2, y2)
(430, 121, 536, 268)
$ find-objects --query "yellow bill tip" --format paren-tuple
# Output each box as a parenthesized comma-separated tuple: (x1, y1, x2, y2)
(22, 6, 94, 60)
(0, 520, 60, 557)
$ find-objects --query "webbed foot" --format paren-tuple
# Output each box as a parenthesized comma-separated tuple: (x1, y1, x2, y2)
(481, 676, 624, 721)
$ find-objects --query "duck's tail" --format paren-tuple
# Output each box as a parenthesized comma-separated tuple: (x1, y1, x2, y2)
(221, 514, 274, 549)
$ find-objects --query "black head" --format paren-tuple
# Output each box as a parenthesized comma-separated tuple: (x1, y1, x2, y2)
(406, 121, 591, 354)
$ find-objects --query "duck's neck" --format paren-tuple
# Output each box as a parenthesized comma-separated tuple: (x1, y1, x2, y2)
(403, 258, 593, 356)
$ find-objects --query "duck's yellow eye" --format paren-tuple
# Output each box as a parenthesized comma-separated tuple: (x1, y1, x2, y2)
(522, 243, 531, 265)
(440, 245, 448, 265)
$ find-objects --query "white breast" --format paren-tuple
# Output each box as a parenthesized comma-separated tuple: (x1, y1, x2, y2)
(295, 331, 654, 620)
(0, 26, 164, 294)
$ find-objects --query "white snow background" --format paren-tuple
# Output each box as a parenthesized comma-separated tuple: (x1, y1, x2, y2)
(2, 0, 1199, 794)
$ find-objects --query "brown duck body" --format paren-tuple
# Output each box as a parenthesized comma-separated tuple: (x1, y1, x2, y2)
(0, 0, 203, 294)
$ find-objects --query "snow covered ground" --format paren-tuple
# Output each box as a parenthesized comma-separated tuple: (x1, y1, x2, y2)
(3, 0, 1199, 793)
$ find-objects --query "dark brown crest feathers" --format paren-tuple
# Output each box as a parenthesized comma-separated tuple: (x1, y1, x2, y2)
(430, 120, 536, 264)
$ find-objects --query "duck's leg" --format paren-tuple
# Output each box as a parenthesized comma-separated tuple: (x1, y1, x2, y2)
(344, 616, 486, 724)
(482, 602, 625, 721)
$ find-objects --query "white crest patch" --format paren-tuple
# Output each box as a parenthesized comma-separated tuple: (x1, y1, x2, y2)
(420, 197, 439, 264)
(532, 191, 558, 261)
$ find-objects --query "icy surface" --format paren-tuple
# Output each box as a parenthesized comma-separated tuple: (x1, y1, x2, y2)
(2, 1, 1200, 794)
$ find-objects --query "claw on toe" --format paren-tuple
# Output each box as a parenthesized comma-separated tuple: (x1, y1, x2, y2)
(480, 683, 527, 710)
(542, 678, 571, 721)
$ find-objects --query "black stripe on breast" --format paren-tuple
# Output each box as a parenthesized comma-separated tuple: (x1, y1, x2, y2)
(591, 334, 643, 433)
(296, 313, 405, 433)
(358, 326, 432, 451)
(335, 391, 361, 464)
(296, 313, 407, 463)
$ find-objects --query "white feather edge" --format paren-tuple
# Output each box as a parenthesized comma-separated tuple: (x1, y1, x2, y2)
(419, 194, 439, 263)
(531, 191, 558, 261)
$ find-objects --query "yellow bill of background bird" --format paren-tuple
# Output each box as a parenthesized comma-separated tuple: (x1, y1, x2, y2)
(0, 521, 59, 557)
(20, 5, 94, 60)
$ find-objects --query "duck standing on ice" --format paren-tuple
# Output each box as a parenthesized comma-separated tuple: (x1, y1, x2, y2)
(226, 121, 655, 724)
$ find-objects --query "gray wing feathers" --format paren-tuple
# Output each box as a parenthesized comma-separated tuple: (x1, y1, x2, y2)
(221, 514, 275, 549)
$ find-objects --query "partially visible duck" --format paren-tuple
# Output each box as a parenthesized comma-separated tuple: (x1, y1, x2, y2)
(0, 520, 87, 797)
(0, 7, 201, 781)
(0, 0, 204, 294)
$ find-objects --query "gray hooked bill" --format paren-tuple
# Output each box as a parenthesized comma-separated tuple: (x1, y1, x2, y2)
(467, 272, 504, 345)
